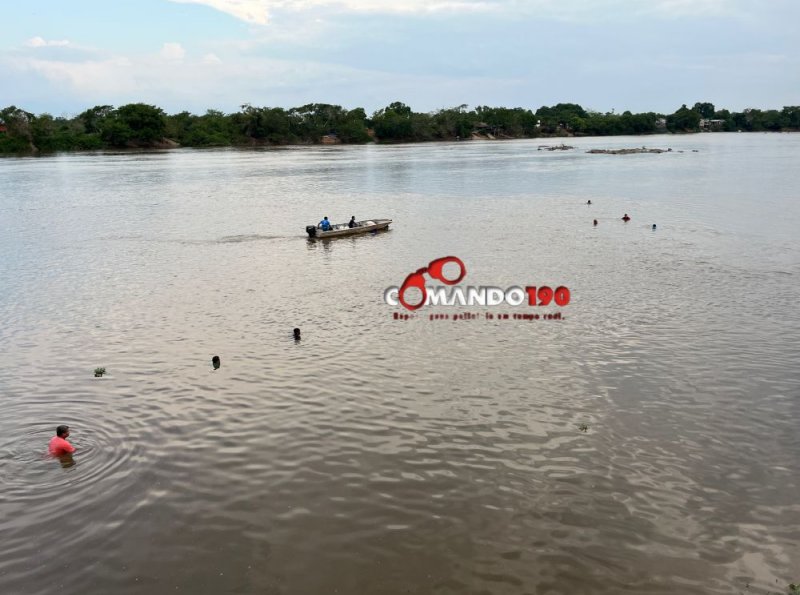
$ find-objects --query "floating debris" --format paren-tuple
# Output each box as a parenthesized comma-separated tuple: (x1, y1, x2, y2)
(578, 423, 589, 432)
(538, 144, 574, 151)
(94, 367, 106, 377)
(587, 147, 670, 155)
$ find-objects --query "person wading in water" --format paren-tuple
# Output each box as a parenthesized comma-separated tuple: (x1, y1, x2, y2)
(49, 425, 76, 456)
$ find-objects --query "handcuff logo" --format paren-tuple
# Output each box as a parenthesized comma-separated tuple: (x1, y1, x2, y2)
(385, 256, 571, 312)
(397, 256, 466, 311)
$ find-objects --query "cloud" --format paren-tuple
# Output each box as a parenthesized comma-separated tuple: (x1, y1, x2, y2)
(646, 0, 732, 18)
(162, 0, 755, 26)
(160, 42, 186, 61)
(167, 0, 271, 24)
(25, 37, 71, 48)
(4, 0, 792, 115)
(12, 56, 139, 96)
(5, 42, 524, 114)
(165, 0, 508, 24)
(289, 0, 496, 13)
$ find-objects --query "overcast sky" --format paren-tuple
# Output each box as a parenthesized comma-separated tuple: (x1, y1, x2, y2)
(2, 0, 798, 116)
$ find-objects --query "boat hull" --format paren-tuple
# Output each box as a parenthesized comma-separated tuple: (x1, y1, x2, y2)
(306, 219, 392, 239)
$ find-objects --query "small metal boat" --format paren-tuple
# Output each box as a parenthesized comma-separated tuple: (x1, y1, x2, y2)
(305, 218, 392, 239)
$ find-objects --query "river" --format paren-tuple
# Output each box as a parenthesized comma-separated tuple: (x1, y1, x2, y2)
(1, 133, 798, 594)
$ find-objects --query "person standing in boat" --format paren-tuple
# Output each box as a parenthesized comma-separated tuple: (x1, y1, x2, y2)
(348, 216, 357, 228)
(318, 216, 332, 231)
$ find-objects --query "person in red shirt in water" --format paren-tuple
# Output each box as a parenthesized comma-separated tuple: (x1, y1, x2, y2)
(49, 425, 76, 456)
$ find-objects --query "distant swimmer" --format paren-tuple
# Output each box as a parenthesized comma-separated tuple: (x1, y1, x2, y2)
(49, 425, 75, 456)
(593, 219, 598, 226)
(587, 200, 592, 205)
(652, 224, 657, 230)
(293, 328, 301, 341)
(212, 355, 221, 370)
(622, 214, 631, 222)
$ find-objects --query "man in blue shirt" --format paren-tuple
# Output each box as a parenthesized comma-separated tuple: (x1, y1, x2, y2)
(319, 216, 331, 231)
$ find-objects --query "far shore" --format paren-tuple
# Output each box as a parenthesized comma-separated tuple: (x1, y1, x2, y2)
(2, 129, 798, 158)
(2, 101, 798, 155)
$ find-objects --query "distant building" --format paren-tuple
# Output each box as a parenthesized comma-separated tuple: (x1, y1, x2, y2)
(699, 118, 725, 131)
(473, 122, 501, 135)
(320, 133, 340, 144)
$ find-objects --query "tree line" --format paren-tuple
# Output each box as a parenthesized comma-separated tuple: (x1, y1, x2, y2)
(1, 101, 799, 154)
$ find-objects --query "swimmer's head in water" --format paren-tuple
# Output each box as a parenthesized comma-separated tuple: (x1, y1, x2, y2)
(293, 328, 301, 339)
(56, 425, 70, 438)
(211, 355, 221, 369)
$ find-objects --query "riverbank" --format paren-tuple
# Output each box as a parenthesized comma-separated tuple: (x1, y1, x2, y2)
(3, 129, 799, 157)
(2, 101, 798, 155)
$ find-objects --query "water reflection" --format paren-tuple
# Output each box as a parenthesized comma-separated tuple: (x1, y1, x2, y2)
(56, 453, 76, 468)
(305, 228, 393, 250)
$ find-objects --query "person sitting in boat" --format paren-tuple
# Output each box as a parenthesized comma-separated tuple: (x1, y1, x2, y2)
(318, 217, 332, 231)
(348, 216, 357, 228)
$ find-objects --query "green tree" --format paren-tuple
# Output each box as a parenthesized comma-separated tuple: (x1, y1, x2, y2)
(536, 103, 588, 132)
(335, 108, 371, 143)
(99, 103, 166, 147)
(666, 104, 700, 132)
(193, 109, 237, 145)
(288, 103, 362, 142)
(693, 102, 715, 118)
(432, 105, 475, 139)
(751, 109, 785, 131)
(78, 105, 114, 134)
(165, 110, 195, 144)
(476, 106, 538, 137)
(30, 113, 56, 150)
(235, 104, 292, 143)
(783, 106, 800, 128)
(115, 103, 167, 144)
(372, 103, 414, 141)
(0, 105, 36, 152)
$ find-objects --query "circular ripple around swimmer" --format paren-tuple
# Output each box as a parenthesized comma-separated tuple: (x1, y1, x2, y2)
(0, 393, 160, 588)
(0, 395, 151, 517)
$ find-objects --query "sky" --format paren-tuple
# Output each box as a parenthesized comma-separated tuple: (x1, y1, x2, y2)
(1, 0, 798, 117)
